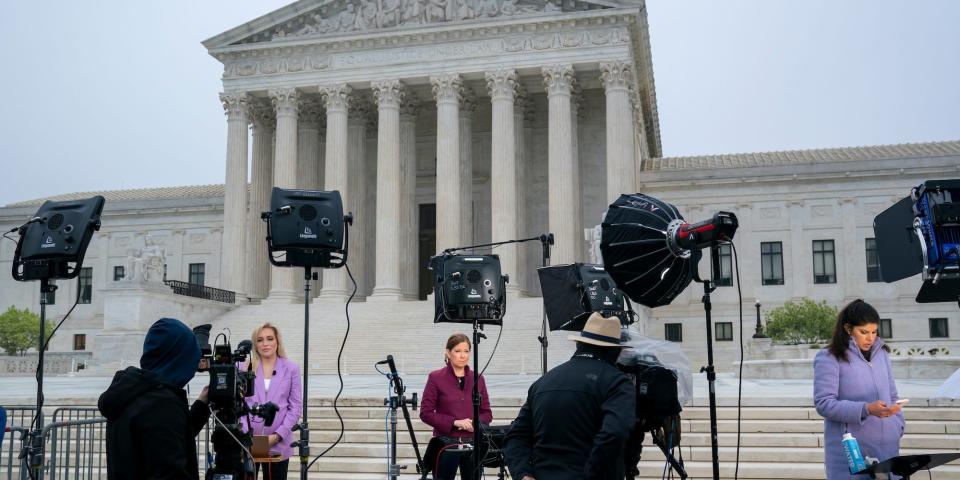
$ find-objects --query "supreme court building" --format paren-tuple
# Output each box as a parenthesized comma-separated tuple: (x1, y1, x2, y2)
(204, 0, 658, 305)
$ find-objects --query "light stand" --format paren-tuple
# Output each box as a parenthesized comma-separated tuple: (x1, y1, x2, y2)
(377, 355, 423, 480)
(21, 278, 55, 478)
(290, 266, 317, 480)
(471, 318, 485, 479)
(537, 234, 553, 375)
(694, 245, 722, 480)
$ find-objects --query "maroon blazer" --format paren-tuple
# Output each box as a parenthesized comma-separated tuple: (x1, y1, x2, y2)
(420, 363, 492, 438)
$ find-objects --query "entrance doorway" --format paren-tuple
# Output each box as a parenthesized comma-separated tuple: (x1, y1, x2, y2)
(418, 203, 436, 300)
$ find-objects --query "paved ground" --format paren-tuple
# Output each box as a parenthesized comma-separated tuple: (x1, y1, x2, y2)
(1, 373, 956, 407)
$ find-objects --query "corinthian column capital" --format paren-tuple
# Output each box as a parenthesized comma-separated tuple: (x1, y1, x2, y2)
(459, 88, 478, 115)
(599, 60, 634, 92)
(400, 95, 422, 118)
(246, 98, 275, 131)
(430, 74, 463, 104)
(220, 92, 249, 120)
(485, 69, 518, 102)
(542, 64, 575, 95)
(269, 88, 300, 117)
(372, 79, 405, 108)
(319, 84, 352, 112)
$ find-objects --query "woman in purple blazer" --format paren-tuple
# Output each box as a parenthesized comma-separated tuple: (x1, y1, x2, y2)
(814, 300, 905, 479)
(421, 333, 493, 480)
(245, 322, 302, 480)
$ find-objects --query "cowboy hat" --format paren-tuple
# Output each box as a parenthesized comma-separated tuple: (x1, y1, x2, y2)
(568, 312, 630, 348)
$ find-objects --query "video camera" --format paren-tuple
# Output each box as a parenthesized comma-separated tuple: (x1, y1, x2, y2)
(193, 324, 278, 480)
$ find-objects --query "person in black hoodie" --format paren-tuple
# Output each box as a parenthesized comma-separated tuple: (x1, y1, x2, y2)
(503, 312, 636, 480)
(98, 317, 211, 480)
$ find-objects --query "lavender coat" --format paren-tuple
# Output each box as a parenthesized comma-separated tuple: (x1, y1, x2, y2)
(814, 338, 905, 479)
(243, 357, 303, 460)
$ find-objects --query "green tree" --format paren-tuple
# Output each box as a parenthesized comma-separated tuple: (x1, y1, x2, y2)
(0, 306, 54, 355)
(764, 299, 837, 345)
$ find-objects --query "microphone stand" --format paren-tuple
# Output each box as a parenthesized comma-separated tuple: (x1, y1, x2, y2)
(443, 233, 554, 375)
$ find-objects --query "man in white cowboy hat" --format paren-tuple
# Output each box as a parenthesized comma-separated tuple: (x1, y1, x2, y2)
(503, 312, 636, 480)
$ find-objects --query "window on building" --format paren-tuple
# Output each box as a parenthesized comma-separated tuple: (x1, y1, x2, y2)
(189, 263, 205, 286)
(79, 268, 93, 304)
(929, 318, 949, 338)
(113, 266, 125, 281)
(760, 242, 784, 285)
(73, 334, 86, 351)
(812, 240, 836, 284)
(665, 323, 683, 342)
(865, 238, 881, 283)
(715, 322, 733, 341)
(712, 244, 733, 287)
(879, 318, 892, 339)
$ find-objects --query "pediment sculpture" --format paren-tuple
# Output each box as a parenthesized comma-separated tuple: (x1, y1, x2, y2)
(244, 0, 604, 43)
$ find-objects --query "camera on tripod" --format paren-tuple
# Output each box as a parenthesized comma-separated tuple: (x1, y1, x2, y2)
(193, 324, 278, 480)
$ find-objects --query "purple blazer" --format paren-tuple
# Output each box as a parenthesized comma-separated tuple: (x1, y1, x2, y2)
(243, 357, 302, 460)
(814, 338, 904, 479)
(420, 363, 492, 439)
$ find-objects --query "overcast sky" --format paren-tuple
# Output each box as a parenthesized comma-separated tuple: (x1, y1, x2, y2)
(1, 1, 957, 206)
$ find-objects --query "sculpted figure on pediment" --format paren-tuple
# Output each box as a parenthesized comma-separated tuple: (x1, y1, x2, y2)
(338, 4, 359, 31)
(402, 0, 425, 24)
(544, 0, 562, 12)
(454, 0, 476, 20)
(298, 13, 337, 35)
(356, 0, 378, 29)
(476, 0, 500, 17)
(425, 0, 447, 23)
(380, 0, 402, 27)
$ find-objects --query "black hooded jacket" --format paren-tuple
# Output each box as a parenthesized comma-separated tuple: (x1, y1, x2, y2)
(98, 366, 209, 479)
(503, 345, 636, 480)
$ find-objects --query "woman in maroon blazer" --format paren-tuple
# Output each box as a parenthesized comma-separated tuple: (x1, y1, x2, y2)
(244, 322, 302, 480)
(421, 333, 493, 480)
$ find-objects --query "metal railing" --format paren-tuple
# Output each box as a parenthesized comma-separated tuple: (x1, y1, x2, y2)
(164, 280, 236, 304)
(2, 406, 38, 480)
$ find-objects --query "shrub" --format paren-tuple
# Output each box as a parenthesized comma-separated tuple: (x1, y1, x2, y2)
(764, 299, 837, 345)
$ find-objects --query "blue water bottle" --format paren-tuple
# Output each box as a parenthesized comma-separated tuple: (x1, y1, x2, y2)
(842, 432, 867, 474)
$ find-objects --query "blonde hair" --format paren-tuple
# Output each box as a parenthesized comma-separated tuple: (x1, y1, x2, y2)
(444, 333, 471, 364)
(250, 322, 287, 372)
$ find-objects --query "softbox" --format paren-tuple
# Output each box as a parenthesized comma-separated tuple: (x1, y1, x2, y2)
(263, 188, 349, 268)
(430, 254, 506, 325)
(538, 263, 627, 331)
(12, 196, 105, 281)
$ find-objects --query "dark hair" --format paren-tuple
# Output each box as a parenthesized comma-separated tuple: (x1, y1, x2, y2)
(827, 299, 888, 361)
(445, 333, 470, 351)
(575, 342, 621, 365)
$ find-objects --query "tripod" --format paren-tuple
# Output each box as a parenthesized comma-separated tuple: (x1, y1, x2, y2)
(378, 355, 424, 479)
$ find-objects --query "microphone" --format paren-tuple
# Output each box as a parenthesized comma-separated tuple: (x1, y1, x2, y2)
(377, 355, 399, 376)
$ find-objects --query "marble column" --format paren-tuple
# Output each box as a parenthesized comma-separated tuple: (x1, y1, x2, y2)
(347, 101, 372, 299)
(296, 96, 325, 297)
(297, 96, 325, 191)
(513, 88, 529, 295)
(570, 83, 584, 262)
(542, 65, 579, 265)
(371, 79, 405, 300)
(245, 99, 275, 300)
(522, 97, 538, 295)
(318, 84, 352, 302)
(459, 90, 477, 246)
(219, 92, 249, 300)
(486, 69, 520, 293)
(399, 98, 421, 299)
(266, 88, 300, 302)
(430, 74, 463, 253)
(600, 61, 637, 204)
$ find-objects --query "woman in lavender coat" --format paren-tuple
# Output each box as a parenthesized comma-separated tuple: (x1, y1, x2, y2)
(814, 300, 905, 479)
(244, 322, 302, 480)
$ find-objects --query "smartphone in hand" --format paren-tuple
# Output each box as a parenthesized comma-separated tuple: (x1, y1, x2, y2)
(895, 399, 909, 406)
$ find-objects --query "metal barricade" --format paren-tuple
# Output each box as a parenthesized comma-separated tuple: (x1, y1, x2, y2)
(45, 408, 105, 480)
(2, 406, 39, 480)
